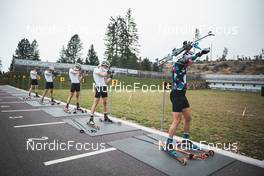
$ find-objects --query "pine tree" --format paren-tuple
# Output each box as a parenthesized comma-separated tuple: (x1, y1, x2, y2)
(140, 58, 152, 71)
(57, 45, 68, 63)
(65, 34, 83, 64)
(30, 40, 40, 60)
(104, 9, 140, 69)
(85, 44, 99, 65)
(105, 17, 119, 65)
(14, 38, 32, 60)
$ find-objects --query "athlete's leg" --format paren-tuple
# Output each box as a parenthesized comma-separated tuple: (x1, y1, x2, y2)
(50, 88, 54, 101)
(66, 92, 74, 108)
(28, 85, 33, 96)
(168, 112, 182, 138)
(76, 91, 80, 109)
(41, 89, 48, 102)
(91, 98, 100, 114)
(182, 107, 192, 138)
(35, 85, 39, 97)
(102, 97, 107, 114)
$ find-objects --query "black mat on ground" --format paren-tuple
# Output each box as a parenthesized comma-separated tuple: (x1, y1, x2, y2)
(25, 100, 63, 107)
(108, 134, 235, 176)
(40, 107, 87, 117)
(64, 116, 139, 136)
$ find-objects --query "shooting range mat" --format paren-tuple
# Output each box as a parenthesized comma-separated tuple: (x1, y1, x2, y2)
(25, 100, 63, 107)
(40, 107, 88, 117)
(64, 116, 139, 136)
(108, 134, 235, 176)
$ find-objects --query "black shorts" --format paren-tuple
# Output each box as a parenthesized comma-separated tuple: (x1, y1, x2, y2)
(71, 83, 80, 92)
(31, 79, 38, 86)
(45, 82, 54, 89)
(95, 86, 108, 98)
(170, 90, 190, 112)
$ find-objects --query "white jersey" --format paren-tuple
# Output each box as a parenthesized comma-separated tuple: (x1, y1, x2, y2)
(44, 70, 53, 82)
(93, 67, 107, 86)
(30, 70, 38, 80)
(69, 68, 80, 84)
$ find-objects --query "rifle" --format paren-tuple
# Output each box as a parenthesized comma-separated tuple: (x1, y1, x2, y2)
(157, 31, 215, 66)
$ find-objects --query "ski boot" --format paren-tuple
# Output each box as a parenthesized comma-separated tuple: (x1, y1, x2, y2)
(103, 114, 113, 123)
(87, 116, 100, 130)
(64, 107, 71, 114)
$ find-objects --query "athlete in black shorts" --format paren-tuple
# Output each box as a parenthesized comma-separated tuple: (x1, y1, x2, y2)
(166, 41, 210, 151)
(40, 66, 56, 104)
(28, 67, 40, 97)
(64, 63, 83, 112)
(88, 61, 113, 125)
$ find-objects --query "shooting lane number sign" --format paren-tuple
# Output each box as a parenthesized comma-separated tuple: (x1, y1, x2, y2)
(60, 77, 65, 82)
(163, 82, 172, 90)
(112, 79, 118, 86)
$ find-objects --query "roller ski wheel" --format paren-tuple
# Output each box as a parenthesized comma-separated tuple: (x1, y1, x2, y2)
(208, 150, 215, 156)
(201, 153, 209, 160)
(23, 96, 31, 101)
(179, 157, 188, 166)
(87, 122, 100, 130)
(99, 118, 121, 125)
(64, 108, 71, 114)
(80, 129, 85, 133)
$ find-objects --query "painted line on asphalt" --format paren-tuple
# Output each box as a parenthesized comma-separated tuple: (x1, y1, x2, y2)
(0, 97, 18, 98)
(0, 102, 24, 104)
(43, 148, 117, 166)
(14, 121, 66, 128)
(1, 109, 41, 112)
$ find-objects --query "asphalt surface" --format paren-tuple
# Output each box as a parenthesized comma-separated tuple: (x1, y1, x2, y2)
(0, 85, 263, 176)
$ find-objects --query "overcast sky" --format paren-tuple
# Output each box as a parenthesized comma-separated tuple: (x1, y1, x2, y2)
(0, 0, 263, 71)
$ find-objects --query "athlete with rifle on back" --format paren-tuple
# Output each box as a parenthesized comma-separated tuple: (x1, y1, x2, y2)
(164, 32, 214, 156)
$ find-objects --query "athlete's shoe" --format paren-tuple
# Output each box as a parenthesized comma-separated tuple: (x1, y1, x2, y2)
(88, 118, 95, 126)
(104, 115, 113, 123)
(39, 99, 44, 105)
(64, 107, 71, 114)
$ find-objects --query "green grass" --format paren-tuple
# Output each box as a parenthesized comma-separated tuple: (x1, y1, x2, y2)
(34, 88, 264, 160)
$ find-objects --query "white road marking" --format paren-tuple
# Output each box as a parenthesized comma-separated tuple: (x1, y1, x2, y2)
(1, 109, 41, 112)
(0, 102, 24, 104)
(27, 136, 49, 142)
(9, 116, 23, 119)
(14, 121, 66, 128)
(0, 105, 10, 108)
(0, 97, 18, 98)
(43, 148, 117, 166)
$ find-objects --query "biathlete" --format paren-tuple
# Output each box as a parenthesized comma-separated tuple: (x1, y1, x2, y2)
(166, 41, 210, 153)
(40, 66, 56, 104)
(88, 61, 114, 125)
(28, 67, 40, 98)
(64, 63, 83, 113)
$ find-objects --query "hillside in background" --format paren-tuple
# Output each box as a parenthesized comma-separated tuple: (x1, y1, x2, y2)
(189, 60, 264, 75)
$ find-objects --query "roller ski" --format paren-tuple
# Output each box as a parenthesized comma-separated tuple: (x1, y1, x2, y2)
(22, 96, 31, 101)
(64, 107, 72, 114)
(133, 136, 187, 165)
(180, 138, 214, 157)
(73, 107, 87, 114)
(71, 118, 97, 134)
(143, 133, 209, 160)
(87, 117, 100, 130)
(99, 114, 121, 125)
(50, 99, 60, 105)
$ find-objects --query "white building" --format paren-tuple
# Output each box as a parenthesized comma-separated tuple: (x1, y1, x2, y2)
(204, 74, 264, 92)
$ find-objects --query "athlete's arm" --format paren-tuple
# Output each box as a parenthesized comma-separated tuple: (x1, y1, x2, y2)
(104, 77, 112, 85)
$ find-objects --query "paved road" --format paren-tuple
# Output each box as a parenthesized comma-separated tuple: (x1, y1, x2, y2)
(0, 85, 263, 176)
